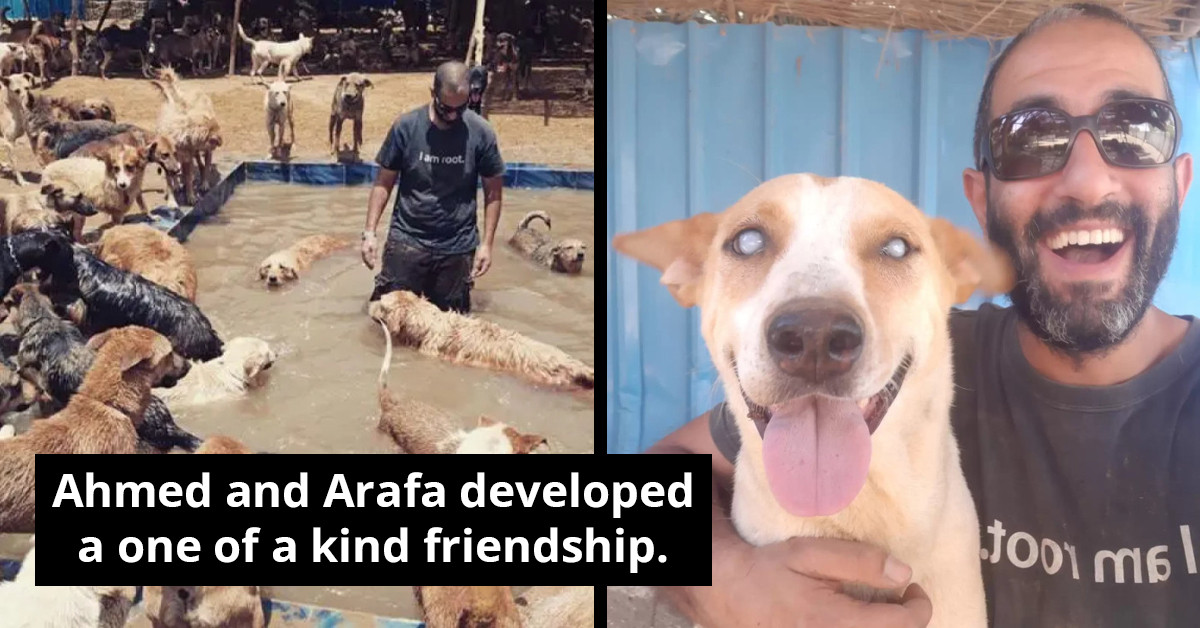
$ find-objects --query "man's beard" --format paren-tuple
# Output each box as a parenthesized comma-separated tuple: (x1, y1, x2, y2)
(986, 184, 1179, 357)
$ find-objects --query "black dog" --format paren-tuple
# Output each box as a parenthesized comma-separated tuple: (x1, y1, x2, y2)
(43, 120, 137, 160)
(94, 23, 151, 79)
(2, 232, 224, 361)
(3, 283, 203, 451)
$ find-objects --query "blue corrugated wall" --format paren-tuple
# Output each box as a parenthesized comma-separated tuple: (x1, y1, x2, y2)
(606, 19, 1200, 454)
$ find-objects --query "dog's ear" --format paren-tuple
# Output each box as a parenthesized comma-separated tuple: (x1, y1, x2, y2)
(337, 75, 348, 87)
(257, 264, 268, 280)
(85, 328, 114, 352)
(363, 78, 373, 89)
(927, 217, 1015, 305)
(40, 182, 58, 197)
(612, 213, 719, 309)
(478, 415, 497, 427)
(283, 266, 298, 281)
(516, 433, 547, 454)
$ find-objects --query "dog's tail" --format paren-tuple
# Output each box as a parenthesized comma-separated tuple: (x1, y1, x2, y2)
(377, 318, 392, 391)
(149, 67, 182, 104)
(518, 210, 551, 231)
(236, 23, 256, 46)
(0, 7, 12, 32)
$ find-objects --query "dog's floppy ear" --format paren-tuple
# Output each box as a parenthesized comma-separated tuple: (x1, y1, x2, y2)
(478, 415, 497, 427)
(927, 217, 1015, 305)
(612, 212, 719, 309)
(257, 263, 268, 280)
(40, 182, 58, 197)
(363, 78, 373, 89)
(85, 328, 115, 353)
(337, 74, 348, 87)
(515, 432, 548, 454)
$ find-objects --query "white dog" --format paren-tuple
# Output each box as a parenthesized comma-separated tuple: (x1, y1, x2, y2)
(0, 540, 135, 627)
(154, 336, 275, 406)
(237, 24, 313, 82)
(263, 80, 294, 159)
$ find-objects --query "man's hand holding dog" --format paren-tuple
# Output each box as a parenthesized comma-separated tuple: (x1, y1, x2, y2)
(361, 231, 378, 270)
(679, 536, 933, 628)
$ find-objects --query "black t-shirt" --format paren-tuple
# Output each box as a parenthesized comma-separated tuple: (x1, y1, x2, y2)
(375, 105, 505, 255)
(709, 305, 1200, 626)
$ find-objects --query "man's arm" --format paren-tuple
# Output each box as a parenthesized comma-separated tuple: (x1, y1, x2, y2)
(472, 175, 503, 279)
(645, 413, 932, 628)
(361, 168, 398, 270)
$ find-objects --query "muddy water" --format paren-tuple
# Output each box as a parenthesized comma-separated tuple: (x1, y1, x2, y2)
(0, 184, 593, 619)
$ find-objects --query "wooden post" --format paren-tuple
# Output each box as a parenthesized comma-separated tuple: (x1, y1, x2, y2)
(20, 0, 31, 22)
(228, 0, 242, 76)
(543, 98, 549, 126)
(466, 0, 486, 66)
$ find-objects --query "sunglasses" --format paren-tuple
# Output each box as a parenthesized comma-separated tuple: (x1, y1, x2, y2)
(433, 92, 468, 119)
(979, 98, 1181, 181)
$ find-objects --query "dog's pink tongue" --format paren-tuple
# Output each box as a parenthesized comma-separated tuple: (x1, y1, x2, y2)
(761, 396, 871, 517)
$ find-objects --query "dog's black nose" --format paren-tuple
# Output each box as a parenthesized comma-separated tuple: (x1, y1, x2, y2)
(766, 301, 863, 383)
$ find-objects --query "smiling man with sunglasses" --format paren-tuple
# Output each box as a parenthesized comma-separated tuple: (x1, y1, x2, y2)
(644, 4, 1200, 627)
(361, 60, 505, 313)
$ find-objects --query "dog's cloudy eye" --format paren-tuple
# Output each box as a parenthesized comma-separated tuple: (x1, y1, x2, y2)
(732, 229, 765, 256)
(881, 237, 910, 259)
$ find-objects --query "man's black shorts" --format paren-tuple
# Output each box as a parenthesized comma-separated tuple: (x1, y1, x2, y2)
(369, 235, 473, 313)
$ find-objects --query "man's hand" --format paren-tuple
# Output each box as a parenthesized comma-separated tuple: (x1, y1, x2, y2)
(471, 244, 492, 279)
(361, 232, 378, 270)
(687, 536, 933, 628)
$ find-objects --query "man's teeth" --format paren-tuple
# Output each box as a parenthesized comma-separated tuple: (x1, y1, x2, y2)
(1048, 228, 1125, 251)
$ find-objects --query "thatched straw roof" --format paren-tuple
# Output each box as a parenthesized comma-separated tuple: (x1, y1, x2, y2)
(607, 1, 1200, 40)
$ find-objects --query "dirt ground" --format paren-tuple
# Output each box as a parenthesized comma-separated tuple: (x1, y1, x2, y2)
(0, 69, 594, 198)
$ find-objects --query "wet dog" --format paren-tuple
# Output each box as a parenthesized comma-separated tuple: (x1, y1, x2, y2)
(194, 435, 255, 454)
(143, 585, 265, 627)
(92, 224, 197, 300)
(257, 234, 352, 286)
(37, 119, 136, 163)
(508, 210, 586, 274)
(369, 290, 594, 390)
(28, 238, 224, 360)
(376, 319, 545, 454)
(41, 146, 151, 236)
(0, 180, 98, 238)
(151, 68, 222, 205)
(329, 73, 372, 156)
(0, 541, 136, 627)
(0, 325, 190, 532)
(154, 336, 274, 406)
(4, 283, 203, 452)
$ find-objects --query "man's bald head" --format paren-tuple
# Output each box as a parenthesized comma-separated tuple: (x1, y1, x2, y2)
(434, 61, 471, 98)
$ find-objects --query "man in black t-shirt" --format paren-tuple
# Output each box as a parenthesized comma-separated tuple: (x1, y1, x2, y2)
(644, 5, 1200, 628)
(361, 61, 505, 313)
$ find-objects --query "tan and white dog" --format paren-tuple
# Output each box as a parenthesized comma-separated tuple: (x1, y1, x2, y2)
(613, 174, 1014, 628)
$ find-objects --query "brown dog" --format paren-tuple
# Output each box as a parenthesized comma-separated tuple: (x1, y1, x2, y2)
(194, 435, 255, 454)
(71, 129, 183, 211)
(414, 586, 522, 628)
(92, 224, 198, 301)
(369, 290, 594, 390)
(377, 319, 547, 454)
(0, 326, 190, 532)
(144, 585, 265, 628)
(508, 210, 587, 274)
(329, 73, 372, 156)
(257, 234, 353, 286)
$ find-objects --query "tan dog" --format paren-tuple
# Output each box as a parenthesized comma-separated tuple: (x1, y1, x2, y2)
(0, 73, 36, 185)
(0, 326, 190, 532)
(151, 68, 222, 205)
(376, 319, 546, 454)
(613, 174, 1015, 627)
(144, 585, 265, 628)
(237, 23, 314, 82)
(92, 224, 198, 300)
(508, 210, 587, 274)
(329, 73, 372, 155)
(263, 80, 294, 159)
(41, 145, 150, 236)
(0, 180, 97, 237)
(257, 234, 353, 286)
(154, 336, 275, 406)
(194, 435, 255, 454)
(414, 586, 522, 628)
(515, 586, 594, 628)
(71, 129, 182, 210)
(369, 290, 594, 390)
(0, 541, 136, 627)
